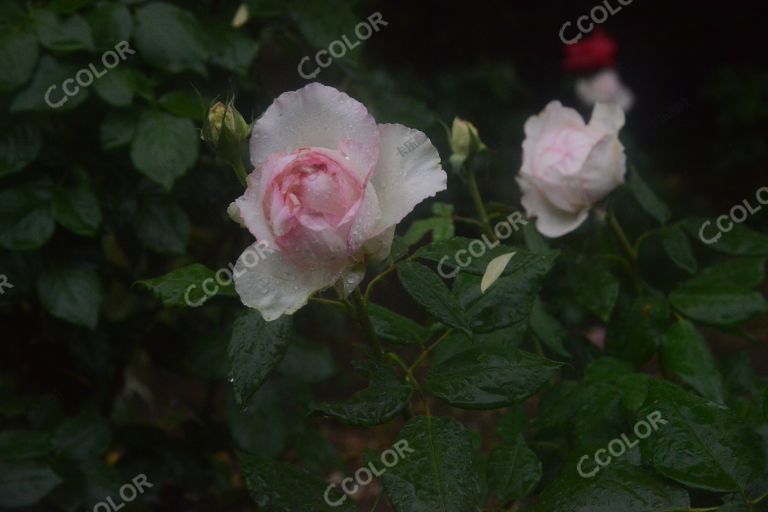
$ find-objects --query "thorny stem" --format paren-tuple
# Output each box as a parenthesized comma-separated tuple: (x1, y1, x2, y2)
(350, 288, 385, 361)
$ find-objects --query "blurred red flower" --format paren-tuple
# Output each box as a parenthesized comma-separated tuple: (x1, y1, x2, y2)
(563, 29, 617, 72)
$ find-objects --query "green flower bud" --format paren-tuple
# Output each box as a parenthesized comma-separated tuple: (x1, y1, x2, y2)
(202, 100, 251, 186)
(203, 101, 250, 146)
(449, 117, 486, 173)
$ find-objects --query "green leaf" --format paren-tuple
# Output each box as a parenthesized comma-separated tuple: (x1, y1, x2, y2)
(382, 416, 485, 512)
(0, 29, 38, 92)
(627, 169, 670, 224)
(605, 292, 670, 367)
(52, 180, 102, 237)
(240, 453, 354, 512)
(415, 237, 530, 276)
(11, 56, 89, 112)
(130, 110, 199, 189)
(208, 24, 259, 76)
(639, 380, 766, 492)
(0, 431, 51, 461)
(53, 415, 110, 460)
(0, 188, 54, 251)
(277, 338, 335, 384)
(37, 264, 102, 329)
(313, 364, 411, 426)
(228, 311, 292, 404)
(670, 281, 767, 327)
(566, 259, 620, 321)
(487, 435, 541, 502)
(0, 463, 62, 508)
(100, 109, 137, 150)
(158, 91, 205, 121)
(33, 9, 94, 52)
(403, 203, 455, 245)
(684, 218, 768, 256)
(661, 319, 725, 403)
(529, 298, 570, 359)
(661, 225, 697, 274)
(426, 345, 561, 409)
(369, 303, 430, 345)
(132, 198, 190, 254)
(134, 2, 208, 75)
(0, 122, 42, 178)
(685, 257, 766, 289)
(452, 251, 557, 332)
(138, 263, 228, 308)
(534, 463, 689, 512)
(93, 67, 134, 106)
(397, 261, 471, 333)
(85, 2, 132, 51)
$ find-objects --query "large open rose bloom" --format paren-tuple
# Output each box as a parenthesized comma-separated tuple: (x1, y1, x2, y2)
(230, 83, 446, 320)
(517, 101, 626, 238)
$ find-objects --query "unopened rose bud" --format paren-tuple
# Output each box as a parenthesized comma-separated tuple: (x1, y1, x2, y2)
(203, 101, 250, 146)
(449, 117, 486, 172)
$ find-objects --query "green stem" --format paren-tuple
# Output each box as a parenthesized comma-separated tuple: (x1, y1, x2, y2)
(409, 329, 452, 373)
(609, 213, 636, 261)
(608, 213, 641, 292)
(231, 158, 248, 187)
(466, 172, 496, 241)
(350, 288, 385, 361)
(364, 265, 397, 303)
(309, 296, 347, 310)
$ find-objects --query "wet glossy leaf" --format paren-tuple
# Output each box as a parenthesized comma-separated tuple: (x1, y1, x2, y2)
(639, 380, 766, 492)
(382, 416, 485, 512)
(487, 435, 541, 502)
(369, 303, 430, 345)
(228, 311, 292, 404)
(661, 319, 725, 403)
(313, 364, 411, 426)
(240, 453, 354, 512)
(426, 345, 561, 409)
(534, 463, 689, 512)
(397, 261, 471, 333)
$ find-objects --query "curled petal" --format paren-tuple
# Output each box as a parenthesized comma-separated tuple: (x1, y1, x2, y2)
(370, 123, 447, 235)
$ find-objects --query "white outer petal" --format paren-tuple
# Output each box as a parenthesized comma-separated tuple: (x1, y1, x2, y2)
(233, 246, 339, 321)
(249, 83, 380, 180)
(518, 175, 589, 238)
(370, 123, 447, 235)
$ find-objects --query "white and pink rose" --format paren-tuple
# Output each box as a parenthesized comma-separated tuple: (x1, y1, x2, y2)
(230, 83, 447, 320)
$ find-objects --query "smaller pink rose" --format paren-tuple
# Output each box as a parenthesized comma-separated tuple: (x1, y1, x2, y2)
(517, 101, 626, 238)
